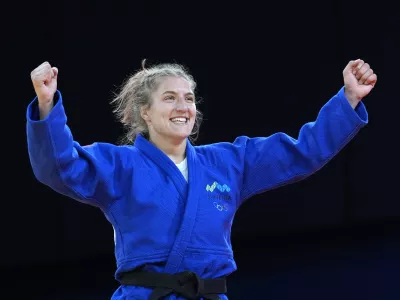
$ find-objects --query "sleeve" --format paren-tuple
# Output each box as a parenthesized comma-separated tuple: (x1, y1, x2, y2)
(26, 91, 124, 208)
(237, 86, 368, 206)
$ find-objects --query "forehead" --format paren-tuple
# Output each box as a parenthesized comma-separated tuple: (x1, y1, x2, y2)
(155, 76, 192, 94)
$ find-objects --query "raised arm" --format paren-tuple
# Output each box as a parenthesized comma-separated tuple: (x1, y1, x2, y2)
(237, 59, 377, 206)
(27, 62, 125, 208)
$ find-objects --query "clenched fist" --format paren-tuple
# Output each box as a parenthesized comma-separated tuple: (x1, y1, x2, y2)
(343, 59, 377, 108)
(31, 62, 58, 104)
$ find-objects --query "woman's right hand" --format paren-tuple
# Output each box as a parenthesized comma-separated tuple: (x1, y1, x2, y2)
(30, 61, 58, 104)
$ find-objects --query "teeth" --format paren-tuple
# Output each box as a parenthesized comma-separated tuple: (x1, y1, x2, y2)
(170, 117, 187, 123)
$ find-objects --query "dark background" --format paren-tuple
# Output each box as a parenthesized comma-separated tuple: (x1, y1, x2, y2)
(3, 0, 400, 299)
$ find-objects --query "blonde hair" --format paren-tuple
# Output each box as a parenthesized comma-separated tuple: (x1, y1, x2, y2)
(111, 59, 203, 144)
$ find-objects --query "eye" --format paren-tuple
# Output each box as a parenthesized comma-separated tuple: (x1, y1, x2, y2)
(164, 95, 175, 101)
(186, 97, 194, 102)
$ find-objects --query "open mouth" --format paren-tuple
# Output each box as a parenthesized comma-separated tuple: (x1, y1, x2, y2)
(170, 117, 189, 124)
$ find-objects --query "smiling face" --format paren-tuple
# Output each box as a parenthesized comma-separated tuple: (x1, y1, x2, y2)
(141, 76, 197, 145)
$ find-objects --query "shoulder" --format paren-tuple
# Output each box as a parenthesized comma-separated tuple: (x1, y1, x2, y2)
(81, 142, 145, 165)
(195, 136, 250, 153)
(193, 136, 251, 165)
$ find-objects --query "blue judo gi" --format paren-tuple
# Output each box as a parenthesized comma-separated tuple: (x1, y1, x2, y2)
(26, 86, 368, 299)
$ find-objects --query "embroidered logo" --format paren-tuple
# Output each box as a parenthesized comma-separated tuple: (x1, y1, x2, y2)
(206, 181, 231, 211)
(206, 181, 231, 192)
(213, 202, 228, 211)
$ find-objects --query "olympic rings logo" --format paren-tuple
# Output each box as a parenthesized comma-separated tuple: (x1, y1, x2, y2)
(213, 202, 228, 211)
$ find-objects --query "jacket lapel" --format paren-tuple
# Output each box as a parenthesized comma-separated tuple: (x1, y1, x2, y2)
(134, 134, 188, 200)
(134, 134, 201, 273)
(164, 139, 201, 273)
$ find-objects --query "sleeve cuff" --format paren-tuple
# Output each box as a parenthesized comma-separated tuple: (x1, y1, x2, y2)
(337, 86, 368, 125)
(26, 90, 62, 123)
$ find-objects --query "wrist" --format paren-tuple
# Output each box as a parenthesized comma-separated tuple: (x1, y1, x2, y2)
(344, 88, 360, 109)
(38, 100, 54, 120)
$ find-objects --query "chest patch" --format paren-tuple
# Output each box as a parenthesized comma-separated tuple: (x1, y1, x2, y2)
(206, 181, 233, 211)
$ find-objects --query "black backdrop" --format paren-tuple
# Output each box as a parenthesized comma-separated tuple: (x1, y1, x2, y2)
(3, 0, 400, 299)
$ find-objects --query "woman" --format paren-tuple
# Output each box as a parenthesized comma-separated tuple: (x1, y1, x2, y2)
(27, 59, 377, 300)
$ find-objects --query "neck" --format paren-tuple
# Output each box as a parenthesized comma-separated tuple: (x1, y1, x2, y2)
(149, 134, 187, 164)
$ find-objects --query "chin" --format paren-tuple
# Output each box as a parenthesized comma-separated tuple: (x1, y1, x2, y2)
(170, 132, 191, 141)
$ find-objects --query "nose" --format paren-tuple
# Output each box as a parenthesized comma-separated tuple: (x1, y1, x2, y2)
(175, 97, 188, 112)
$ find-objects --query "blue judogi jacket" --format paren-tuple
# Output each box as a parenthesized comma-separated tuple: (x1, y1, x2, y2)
(26, 87, 368, 299)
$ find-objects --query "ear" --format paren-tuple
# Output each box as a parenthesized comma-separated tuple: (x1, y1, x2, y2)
(140, 105, 151, 124)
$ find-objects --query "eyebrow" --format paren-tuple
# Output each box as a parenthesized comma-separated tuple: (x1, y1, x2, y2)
(162, 91, 194, 96)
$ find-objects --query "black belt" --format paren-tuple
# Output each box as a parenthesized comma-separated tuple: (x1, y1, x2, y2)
(119, 270, 227, 300)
